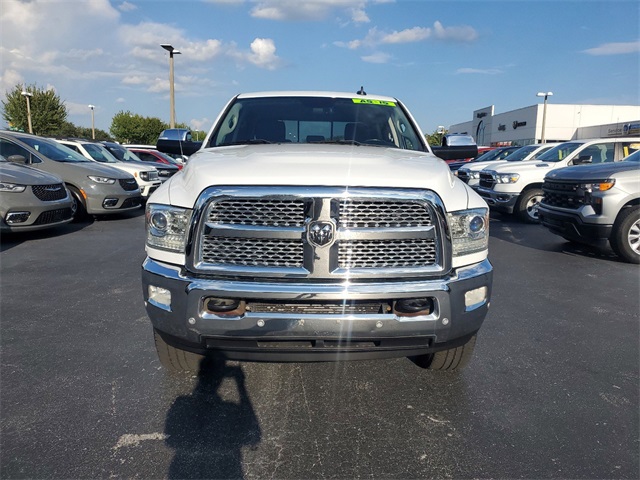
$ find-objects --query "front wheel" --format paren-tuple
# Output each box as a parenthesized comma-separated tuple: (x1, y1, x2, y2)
(610, 207, 640, 264)
(517, 188, 544, 223)
(67, 186, 87, 221)
(409, 335, 477, 371)
(154, 329, 204, 373)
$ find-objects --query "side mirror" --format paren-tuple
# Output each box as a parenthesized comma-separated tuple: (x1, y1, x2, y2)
(156, 139, 202, 157)
(7, 154, 28, 164)
(574, 155, 592, 165)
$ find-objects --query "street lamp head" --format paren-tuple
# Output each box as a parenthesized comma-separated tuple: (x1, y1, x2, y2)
(88, 104, 95, 110)
(536, 92, 553, 97)
(21, 90, 32, 98)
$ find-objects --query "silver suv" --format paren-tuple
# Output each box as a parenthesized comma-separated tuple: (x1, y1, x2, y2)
(55, 139, 161, 199)
(539, 149, 640, 263)
(0, 132, 142, 219)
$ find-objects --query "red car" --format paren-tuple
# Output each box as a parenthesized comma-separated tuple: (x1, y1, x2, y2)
(126, 148, 184, 170)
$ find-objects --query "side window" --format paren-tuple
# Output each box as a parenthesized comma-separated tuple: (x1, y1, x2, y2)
(0, 139, 40, 163)
(137, 152, 152, 162)
(66, 144, 81, 154)
(621, 142, 640, 158)
(580, 143, 614, 163)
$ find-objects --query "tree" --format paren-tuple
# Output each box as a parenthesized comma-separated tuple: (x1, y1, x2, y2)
(2, 83, 68, 136)
(425, 128, 448, 146)
(110, 111, 168, 144)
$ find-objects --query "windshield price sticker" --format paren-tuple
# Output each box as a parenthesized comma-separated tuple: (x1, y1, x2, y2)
(352, 99, 396, 107)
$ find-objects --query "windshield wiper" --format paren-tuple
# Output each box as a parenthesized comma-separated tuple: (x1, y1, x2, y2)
(218, 139, 274, 146)
(310, 140, 363, 146)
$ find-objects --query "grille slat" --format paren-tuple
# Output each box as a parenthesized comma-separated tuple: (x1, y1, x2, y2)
(479, 172, 495, 189)
(32, 183, 67, 201)
(339, 239, 437, 268)
(542, 181, 585, 209)
(33, 208, 73, 225)
(209, 199, 306, 227)
(202, 237, 304, 267)
(338, 200, 431, 228)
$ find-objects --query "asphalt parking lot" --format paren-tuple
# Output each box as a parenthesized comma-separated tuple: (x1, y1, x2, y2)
(1, 209, 638, 479)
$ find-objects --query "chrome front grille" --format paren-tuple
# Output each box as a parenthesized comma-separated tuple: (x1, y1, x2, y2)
(208, 199, 307, 227)
(192, 187, 448, 279)
(339, 239, 437, 268)
(201, 237, 304, 267)
(338, 200, 431, 228)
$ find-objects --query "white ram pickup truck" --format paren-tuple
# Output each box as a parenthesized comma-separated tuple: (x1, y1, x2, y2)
(143, 91, 493, 373)
(476, 137, 640, 223)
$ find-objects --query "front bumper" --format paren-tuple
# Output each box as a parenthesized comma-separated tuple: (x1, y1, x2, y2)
(476, 187, 519, 213)
(538, 205, 612, 245)
(142, 257, 493, 362)
(83, 184, 142, 214)
(139, 182, 162, 198)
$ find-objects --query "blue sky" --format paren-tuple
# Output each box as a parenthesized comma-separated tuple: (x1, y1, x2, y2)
(1, 0, 638, 135)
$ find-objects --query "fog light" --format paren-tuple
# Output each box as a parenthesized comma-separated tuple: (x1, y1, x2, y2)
(148, 285, 171, 311)
(5, 211, 31, 224)
(204, 297, 246, 317)
(103, 198, 118, 208)
(394, 297, 434, 316)
(465, 287, 488, 311)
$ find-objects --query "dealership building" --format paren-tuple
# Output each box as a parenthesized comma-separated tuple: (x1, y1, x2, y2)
(448, 103, 640, 147)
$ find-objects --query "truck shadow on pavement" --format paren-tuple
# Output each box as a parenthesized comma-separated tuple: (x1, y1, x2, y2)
(489, 212, 622, 263)
(164, 356, 262, 480)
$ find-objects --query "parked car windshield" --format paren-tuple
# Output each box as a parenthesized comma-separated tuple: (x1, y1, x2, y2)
(209, 96, 425, 152)
(505, 145, 539, 161)
(82, 143, 121, 163)
(536, 142, 583, 163)
(18, 137, 91, 163)
(103, 144, 143, 162)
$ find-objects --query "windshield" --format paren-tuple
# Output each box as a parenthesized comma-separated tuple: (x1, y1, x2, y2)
(536, 142, 583, 163)
(19, 137, 91, 162)
(209, 96, 425, 152)
(83, 143, 120, 163)
(104, 144, 143, 162)
(505, 145, 538, 161)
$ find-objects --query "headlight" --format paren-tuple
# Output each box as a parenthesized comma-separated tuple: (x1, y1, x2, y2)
(448, 208, 489, 256)
(494, 173, 520, 184)
(578, 180, 615, 192)
(469, 171, 480, 179)
(0, 182, 26, 193)
(145, 204, 193, 252)
(88, 175, 116, 184)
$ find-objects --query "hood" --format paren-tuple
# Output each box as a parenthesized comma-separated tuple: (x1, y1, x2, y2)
(161, 143, 474, 211)
(43, 159, 134, 180)
(463, 159, 511, 172)
(488, 159, 559, 174)
(0, 161, 64, 184)
(545, 161, 640, 181)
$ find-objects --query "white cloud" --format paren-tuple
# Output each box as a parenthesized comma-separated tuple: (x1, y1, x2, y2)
(361, 52, 391, 63)
(66, 102, 97, 116)
(432, 21, 478, 42)
(582, 40, 640, 56)
(456, 67, 503, 75)
(118, 1, 138, 12)
(116, 98, 126, 103)
(250, 0, 371, 23)
(189, 117, 212, 132)
(0, 68, 24, 95)
(336, 21, 479, 50)
(246, 38, 281, 70)
(381, 27, 431, 44)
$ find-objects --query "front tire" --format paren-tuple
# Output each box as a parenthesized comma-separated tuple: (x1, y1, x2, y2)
(517, 188, 544, 223)
(68, 186, 87, 221)
(410, 335, 477, 371)
(154, 329, 204, 373)
(610, 207, 640, 264)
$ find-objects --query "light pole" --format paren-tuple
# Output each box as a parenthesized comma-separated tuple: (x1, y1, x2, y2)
(21, 89, 33, 134)
(88, 105, 95, 139)
(161, 44, 181, 128)
(536, 91, 553, 143)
